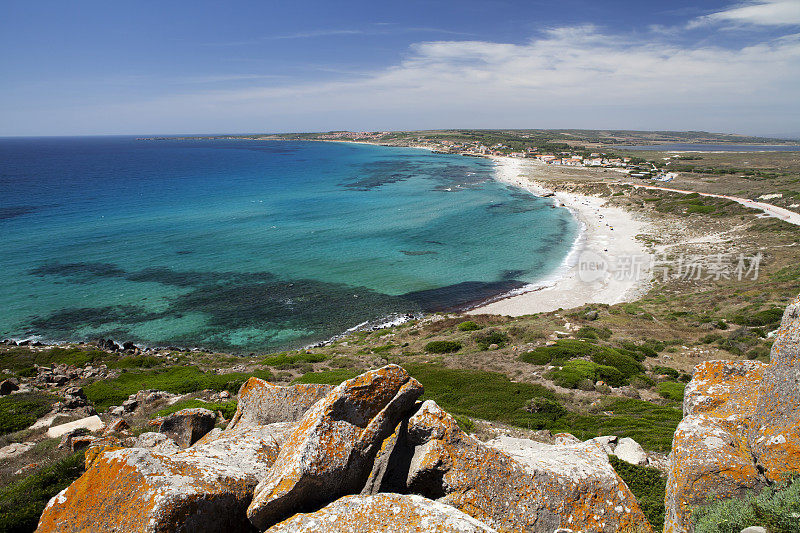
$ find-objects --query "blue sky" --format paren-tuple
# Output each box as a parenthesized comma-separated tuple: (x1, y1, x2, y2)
(1, 0, 799, 136)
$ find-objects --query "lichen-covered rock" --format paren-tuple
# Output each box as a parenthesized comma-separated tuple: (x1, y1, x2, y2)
(246, 365, 424, 530)
(683, 360, 767, 419)
(750, 295, 800, 481)
(227, 378, 332, 430)
(265, 493, 498, 532)
(37, 422, 296, 533)
(665, 295, 800, 533)
(374, 400, 650, 533)
(158, 407, 216, 448)
(133, 432, 181, 455)
(664, 414, 766, 533)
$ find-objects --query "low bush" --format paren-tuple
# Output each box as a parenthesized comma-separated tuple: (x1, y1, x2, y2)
(575, 326, 612, 340)
(590, 351, 644, 378)
(83, 367, 273, 410)
(520, 339, 616, 366)
(262, 352, 328, 367)
(108, 355, 162, 369)
(155, 398, 238, 420)
(729, 307, 784, 328)
(608, 454, 666, 531)
(0, 392, 57, 436)
(424, 340, 462, 354)
(652, 365, 680, 379)
(548, 360, 626, 388)
(657, 382, 686, 402)
(294, 368, 361, 385)
(457, 321, 481, 332)
(0, 451, 85, 532)
(692, 476, 800, 533)
(454, 415, 475, 433)
(0, 346, 109, 373)
(473, 330, 509, 350)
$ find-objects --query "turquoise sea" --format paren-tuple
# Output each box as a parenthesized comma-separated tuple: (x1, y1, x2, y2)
(0, 137, 578, 353)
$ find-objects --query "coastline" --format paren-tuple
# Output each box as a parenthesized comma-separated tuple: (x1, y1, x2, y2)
(469, 156, 654, 316)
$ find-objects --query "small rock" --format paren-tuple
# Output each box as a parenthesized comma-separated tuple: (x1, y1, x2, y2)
(554, 432, 580, 445)
(133, 432, 181, 455)
(103, 418, 129, 435)
(584, 310, 599, 321)
(0, 378, 20, 396)
(740, 527, 767, 533)
(612, 437, 648, 466)
(121, 398, 138, 412)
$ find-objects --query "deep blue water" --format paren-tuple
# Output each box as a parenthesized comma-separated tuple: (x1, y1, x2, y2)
(616, 143, 800, 152)
(0, 137, 577, 353)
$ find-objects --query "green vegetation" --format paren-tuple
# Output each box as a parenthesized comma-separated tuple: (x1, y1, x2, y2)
(473, 330, 509, 350)
(548, 360, 625, 388)
(457, 320, 481, 331)
(608, 454, 666, 531)
(262, 352, 329, 367)
(288, 364, 682, 451)
(83, 366, 273, 410)
(0, 392, 57, 436)
(520, 339, 617, 365)
(0, 451, 85, 532)
(294, 368, 360, 385)
(652, 365, 680, 379)
(575, 326, 612, 340)
(424, 340, 462, 353)
(657, 382, 686, 402)
(154, 398, 238, 420)
(692, 476, 800, 533)
(729, 307, 784, 328)
(0, 347, 108, 374)
(590, 351, 644, 379)
(108, 355, 162, 369)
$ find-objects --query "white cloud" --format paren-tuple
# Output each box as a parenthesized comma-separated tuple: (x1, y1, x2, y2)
(5, 25, 800, 135)
(691, 0, 800, 28)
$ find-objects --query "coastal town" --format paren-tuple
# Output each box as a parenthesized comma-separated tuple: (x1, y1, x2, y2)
(313, 130, 679, 182)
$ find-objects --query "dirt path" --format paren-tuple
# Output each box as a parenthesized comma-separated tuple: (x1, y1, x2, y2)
(629, 183, 800, 226)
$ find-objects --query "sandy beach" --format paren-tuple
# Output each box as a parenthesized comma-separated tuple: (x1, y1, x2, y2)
(469, 156, 653, 316)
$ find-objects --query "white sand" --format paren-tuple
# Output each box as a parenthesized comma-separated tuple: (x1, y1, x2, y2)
(469, 157, 653, 316)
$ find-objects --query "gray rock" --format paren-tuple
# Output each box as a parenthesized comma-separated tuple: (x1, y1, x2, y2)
(133, 432, 181, 454)
(740, 527, 767, 533)
(159, 407, 216, 448)
(612, 437, 648, 466)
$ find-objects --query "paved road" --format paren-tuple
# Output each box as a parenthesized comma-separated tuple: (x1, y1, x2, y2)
(628, 183, 800, 226)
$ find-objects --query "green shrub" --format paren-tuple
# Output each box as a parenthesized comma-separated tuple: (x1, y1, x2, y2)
(0, 346, 110, 373)
(0, 392, 57, 435)
(473, 330, 509, 350)
(521, 339, 616, 366)
(730, 307, 784, 328)
(652, 365, 680, 379)
(155, 398, 238, 420)
(457, 321, 481, 332)
(629, 374, 656, 389)
(608, 454, 666, 531)
(548, 360, 626, 388)
(0, 451, 85, 532)
(701, 333, 724, 344)
(424, 340, 462, 354)
(83, 367, 273, 410)
(108, 355, 161, 369)
(262, 352, 328, 366)
(576, 326, 612, 340)
(294, 368, 361, 385)
(454, 415, 475, 433)
(657, 382, 686, 402)
(590, 351, 644, 378)
(692, 476, 800, 533)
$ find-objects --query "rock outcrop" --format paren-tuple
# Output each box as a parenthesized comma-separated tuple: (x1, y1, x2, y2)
(366, 400, 651, 533)
(665, 295, 800, 533)
(227, 377, 332, 430)
(158, 407, 216, 448)
(265, 493, 498, 532)
(246, 365, 424, 530)
(37, 423, 296, 533)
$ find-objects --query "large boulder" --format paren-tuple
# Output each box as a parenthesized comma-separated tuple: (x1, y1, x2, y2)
(158, 407, 216, 448)
(665, 295, 800, 533)
(246, 365, 424, 530)
(750, 295, 800, 480)
(265, 493, 498, 532)
(367, 400, 651, 533)
(227, 378, 332, 429)
(37, 422, 295, 533)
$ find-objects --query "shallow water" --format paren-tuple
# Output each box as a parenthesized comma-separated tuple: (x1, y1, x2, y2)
(0, 137, 577, 352)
